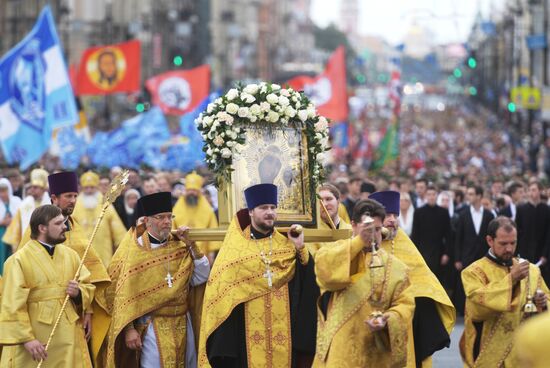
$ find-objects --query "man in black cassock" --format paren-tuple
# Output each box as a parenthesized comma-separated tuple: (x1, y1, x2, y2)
(516, 181, 550, 284)
(411, 186, 452, 278)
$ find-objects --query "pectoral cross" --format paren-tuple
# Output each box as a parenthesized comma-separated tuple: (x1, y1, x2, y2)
(263, 268, 275, 288)
(165, 272, 174, 288)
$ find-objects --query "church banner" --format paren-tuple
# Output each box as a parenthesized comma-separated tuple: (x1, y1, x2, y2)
(0, 6, 78, 169)
(286, 46, 348, 122)
(145, 65, 210, 115)
(76, 40, 141, 95)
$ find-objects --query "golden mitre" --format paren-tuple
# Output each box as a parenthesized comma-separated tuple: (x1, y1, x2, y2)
(80, 171, 100, 188)
(30, 168, 49, 188)
(185, 171, 204, 191)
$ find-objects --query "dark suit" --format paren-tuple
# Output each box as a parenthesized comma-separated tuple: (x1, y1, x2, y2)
(454, 206, 494, 315)
(454, 207, 494, 267)
(498, 204, 515, 219)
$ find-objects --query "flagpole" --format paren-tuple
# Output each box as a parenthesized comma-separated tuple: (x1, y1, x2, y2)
(36, 170, 129, 368)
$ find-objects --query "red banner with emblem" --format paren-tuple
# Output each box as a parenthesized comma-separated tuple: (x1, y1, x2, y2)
(286, 46, 348, 122)
(145, 65, 210, 116)
(76, 40, 141, 95)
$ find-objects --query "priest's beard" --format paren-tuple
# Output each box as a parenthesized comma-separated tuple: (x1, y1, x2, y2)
(185, 194, 199, 207)
(45, 231, 66, 245)
(81, 192, 101, 209)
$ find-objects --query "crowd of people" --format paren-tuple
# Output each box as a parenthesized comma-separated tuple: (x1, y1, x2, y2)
(0, 164, 549, 367)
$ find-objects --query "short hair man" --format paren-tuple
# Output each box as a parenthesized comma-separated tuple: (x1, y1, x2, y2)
(0, 205, 95, 366)
(460, 216, 549, 367)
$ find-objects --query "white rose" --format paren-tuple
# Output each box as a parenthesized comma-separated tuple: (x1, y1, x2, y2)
(315, 118, 328, 132)
(240, 92, 256, 103)
(315, 133, 324, 141)
(213, 135, 224, 146)
(267, 111, 279, 123)
(284, 106, 296, 118)
(226, 103, 239, 114)
(260, 84, 268, 94)
(221, 148, 232, 158)
(237, 107, 250, 118)
(226, 88, 239, 101)
(295, 101, 301, 109)
(298, 110, 308, 122)
(250, 104, 261, 115)
(280, 88, 290, 97)
(278, 95, 290, 106)
(215, 97, 222, 104)
(206, 148, 213, 155)
(211, 121, 220, 130)
(203, 116, 213, 126)
(207, 103, 216, 113)
(266, 93, 279, 105)
(316, 152, 326, 161)
(271, 84, 281, 90)
(244, 84, 259, 94)
(226, 141, 236, 148)
(260, 101, 271, 112)
(307, 105, 316, 118)
(249, 116, 258, 123)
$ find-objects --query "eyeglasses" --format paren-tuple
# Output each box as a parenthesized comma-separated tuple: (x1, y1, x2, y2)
(151, 214, 175, 221)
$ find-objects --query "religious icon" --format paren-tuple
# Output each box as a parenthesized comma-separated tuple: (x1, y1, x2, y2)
(85, 46, 127, 90)
(226, 125, 316, 226)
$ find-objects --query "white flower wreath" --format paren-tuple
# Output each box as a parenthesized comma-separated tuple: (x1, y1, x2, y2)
(196, 82, 330, 187)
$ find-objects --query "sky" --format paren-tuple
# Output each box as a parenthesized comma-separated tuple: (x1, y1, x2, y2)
(310, 0, 503, 46)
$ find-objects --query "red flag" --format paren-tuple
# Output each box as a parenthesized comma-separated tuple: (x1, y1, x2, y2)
(76, 40, 141, 95)
(145, 65, 210, 116)
(286, 46, 348, 121)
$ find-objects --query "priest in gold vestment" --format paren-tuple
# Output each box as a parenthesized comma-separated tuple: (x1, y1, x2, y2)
(17, 172, 111, 359)
(0, 205, 95, 367)
(198, 183, 318, 368)
(460, 216, 549, 367)
(101, 192, 210, 368)
(370, 191, 456, 367)
(173, 172, 219, 255)
(2, 168, 50, 250)
(313, 199, 414, 368)
(73, 171, 127, 267)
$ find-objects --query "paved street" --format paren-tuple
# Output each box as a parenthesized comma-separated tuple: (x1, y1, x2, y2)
(432, 317, 464, 367)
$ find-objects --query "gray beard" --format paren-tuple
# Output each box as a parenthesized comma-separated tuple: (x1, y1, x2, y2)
(81, 193, 100, 209)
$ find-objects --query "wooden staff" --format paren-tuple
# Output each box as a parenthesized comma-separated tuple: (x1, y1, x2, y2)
(37, 170, 129, 368)
(315, 193, 337, 230)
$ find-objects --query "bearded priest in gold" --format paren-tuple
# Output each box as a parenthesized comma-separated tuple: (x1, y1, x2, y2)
(0, 205, 95, 367)
(173, 172, 219, 256)
(460, 216, 549, 367)
(313, 199, 414, 368)
(17, 172, 111, 362)
(198, 183, 318, 368)
(101, 192, 210, 368)
(73, 171, 127, 267)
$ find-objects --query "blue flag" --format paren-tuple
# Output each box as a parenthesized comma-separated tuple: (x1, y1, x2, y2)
(56, 125, 87, 169)
(0, 6, 77, 169)
(88, 107, 170, 168)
